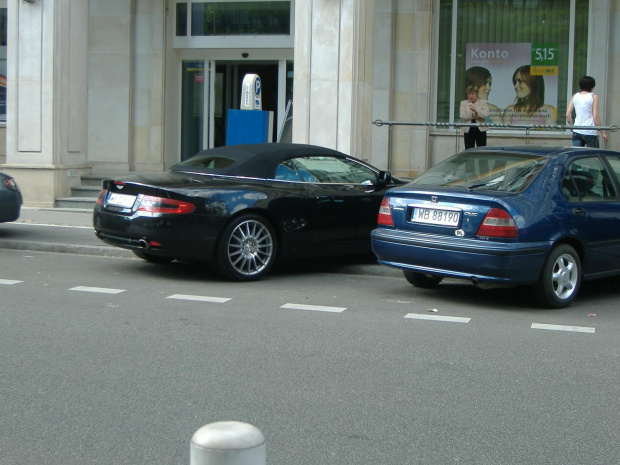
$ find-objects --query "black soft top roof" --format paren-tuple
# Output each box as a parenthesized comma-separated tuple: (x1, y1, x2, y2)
(170, 143, 347, 179)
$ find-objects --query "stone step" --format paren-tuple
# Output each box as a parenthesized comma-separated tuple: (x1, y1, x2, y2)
(70, 185, 102, 196)
(55, 197, 97, 210)
(54, 172, 133, 210)
(80, 175, 108, 187)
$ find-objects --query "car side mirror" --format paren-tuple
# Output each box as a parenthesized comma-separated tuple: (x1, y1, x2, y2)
(377, 170, 392, 186)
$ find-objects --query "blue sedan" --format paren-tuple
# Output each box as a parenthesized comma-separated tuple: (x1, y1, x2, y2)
(371, 146, 620, 308)
(0, 170, 22, 223)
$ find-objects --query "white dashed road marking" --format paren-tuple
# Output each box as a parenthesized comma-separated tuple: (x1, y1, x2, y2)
(167, 294, 231, 303)
(69, 286, 126, 294)
(1, 279, 604, 336)
(281, 303, 347, 313)
(531, 323, 595, 334)
(405, 313, 471, 323)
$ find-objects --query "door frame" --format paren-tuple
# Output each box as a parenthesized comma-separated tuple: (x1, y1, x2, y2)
(177, 49, 292, 152)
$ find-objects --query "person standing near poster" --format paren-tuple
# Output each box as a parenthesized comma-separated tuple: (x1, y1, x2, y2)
(460, 85, 489, 148)
(566, 75, 608, 147)
(465, 66, 502, 123)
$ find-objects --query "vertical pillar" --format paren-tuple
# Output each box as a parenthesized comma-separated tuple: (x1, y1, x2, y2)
(87, 0, 132, 171)
(377, 0, 433, 178)
(5, 0, 89, 207)
(371, 0, 395, 170)
(293, 0, 375, 161)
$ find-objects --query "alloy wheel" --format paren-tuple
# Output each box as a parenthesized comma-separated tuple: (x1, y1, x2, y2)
(226, 219, 274, 277)
(551, 252, 578, 300)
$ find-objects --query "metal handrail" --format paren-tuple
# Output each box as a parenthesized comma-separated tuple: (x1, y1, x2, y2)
(372, 119, 619, 147)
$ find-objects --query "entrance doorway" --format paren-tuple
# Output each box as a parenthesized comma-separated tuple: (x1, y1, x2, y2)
(180, 60, 284, 161)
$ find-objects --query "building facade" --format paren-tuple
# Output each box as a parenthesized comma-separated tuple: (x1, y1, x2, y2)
(2, 0, 618, 207)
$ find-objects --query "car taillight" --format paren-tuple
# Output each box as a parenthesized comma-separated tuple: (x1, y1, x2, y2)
(476, 208, 518, 238)
(2, 178, 19, 191)
(377, 197, 394, 226)
(137, 195, 196, 214)
(96, 189, 106, 205)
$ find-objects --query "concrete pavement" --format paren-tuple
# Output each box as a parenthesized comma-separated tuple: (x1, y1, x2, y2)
(0, 207, 401, 277)
(0, 207, 134, 259)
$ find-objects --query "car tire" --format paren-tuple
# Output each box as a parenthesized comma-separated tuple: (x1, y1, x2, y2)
(533, 244, 581, 308)
(403, 271, 443, 288)
(215, 214, 277, 281)
(133, 250, 174, 264)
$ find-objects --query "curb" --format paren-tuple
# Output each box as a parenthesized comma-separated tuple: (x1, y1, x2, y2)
(0, 239, 401, 277)
(0, 240, 135, 259)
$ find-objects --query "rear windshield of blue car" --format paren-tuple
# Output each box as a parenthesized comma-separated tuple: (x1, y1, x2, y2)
(410, 152, 549, 193)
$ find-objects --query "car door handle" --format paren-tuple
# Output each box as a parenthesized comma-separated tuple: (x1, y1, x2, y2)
(572, 208, 587, 216)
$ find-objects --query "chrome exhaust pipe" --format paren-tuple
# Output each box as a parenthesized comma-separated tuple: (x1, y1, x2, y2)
(138, 238, 150, 250)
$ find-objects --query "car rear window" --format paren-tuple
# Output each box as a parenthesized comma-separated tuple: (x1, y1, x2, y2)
(170, 155, 238, 173)
(411, 152, 548, 193)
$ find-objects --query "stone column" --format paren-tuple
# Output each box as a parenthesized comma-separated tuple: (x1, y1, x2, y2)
(384, 0, 432, 179)
(5, 0, 89, 207)
(87, 0, 133, 173)
(131, 0, 166, 172)
(371, 0, 395, 171)
(293, 0, 375, 161)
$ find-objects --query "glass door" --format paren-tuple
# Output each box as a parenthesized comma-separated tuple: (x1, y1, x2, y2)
(213, 61, 280, 147)
(180, 60, 215, 160)
(180, 57, 289, 156)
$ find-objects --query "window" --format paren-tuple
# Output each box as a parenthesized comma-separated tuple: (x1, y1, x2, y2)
(172, 1, 294, 48)
(275, 160, 303, 181)
(172, 154, 237, 172)
(176, 3, 188, 36)
(288, 157, 379, 184)
(437, 0, 590, 128)
(191, 1, 290, 36)
(411, 152, 547, 193)
(605, 156, 620, 186)
(563, 157, 617, 202)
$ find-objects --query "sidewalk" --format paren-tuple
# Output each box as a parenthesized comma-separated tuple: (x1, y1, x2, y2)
(1, 208, 401, 277)
(1, 207, 134, 259)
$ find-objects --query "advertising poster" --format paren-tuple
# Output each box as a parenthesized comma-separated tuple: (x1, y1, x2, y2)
(465, 43, 558, 125)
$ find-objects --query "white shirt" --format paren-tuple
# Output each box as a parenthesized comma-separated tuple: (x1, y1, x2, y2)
(572, 92, 597, 136)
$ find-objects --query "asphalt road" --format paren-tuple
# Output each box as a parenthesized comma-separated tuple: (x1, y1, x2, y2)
(1, 208, 620, 464)
(1, 221, 620, 464)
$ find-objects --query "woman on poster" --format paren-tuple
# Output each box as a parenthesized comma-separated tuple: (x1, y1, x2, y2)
(502, 65, 556, 126)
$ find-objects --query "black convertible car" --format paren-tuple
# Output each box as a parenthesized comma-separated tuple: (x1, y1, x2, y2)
(93, 143, 405, 280)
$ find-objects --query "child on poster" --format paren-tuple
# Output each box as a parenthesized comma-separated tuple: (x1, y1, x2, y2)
(465, 66, 502, 124)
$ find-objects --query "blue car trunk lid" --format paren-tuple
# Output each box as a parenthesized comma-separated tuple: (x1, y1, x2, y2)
(385, 189, 498, 238)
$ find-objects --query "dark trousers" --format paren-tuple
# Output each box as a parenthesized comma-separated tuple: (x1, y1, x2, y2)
(572, 132, 598, 148)
(464, 126, 486, 149)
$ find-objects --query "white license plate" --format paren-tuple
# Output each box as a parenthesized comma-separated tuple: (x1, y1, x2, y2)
(107, 192, 136, 208)
(411, 207, 460, 226)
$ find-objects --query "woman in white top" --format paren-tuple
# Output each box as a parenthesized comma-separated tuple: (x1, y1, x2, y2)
(566, 76, 608, 147)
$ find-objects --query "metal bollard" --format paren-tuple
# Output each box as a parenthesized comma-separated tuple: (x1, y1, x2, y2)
(190, 421, 266, 465)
